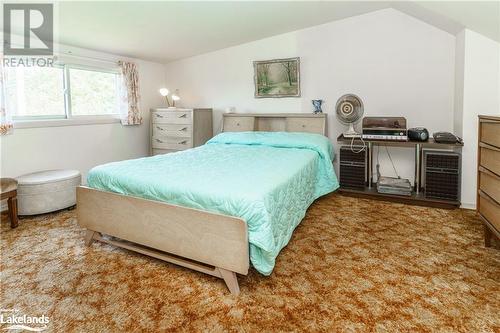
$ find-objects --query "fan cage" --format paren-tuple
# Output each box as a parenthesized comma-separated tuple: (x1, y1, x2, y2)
(336, 94, 364, 125)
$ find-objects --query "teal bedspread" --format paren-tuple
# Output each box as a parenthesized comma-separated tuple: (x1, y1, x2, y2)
(87, 131, 339, 275)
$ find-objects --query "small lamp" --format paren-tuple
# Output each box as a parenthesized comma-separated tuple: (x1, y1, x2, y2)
(159, 88, 181, 108)
(171, 90, 180, 107)
(159, 88, 171, 107)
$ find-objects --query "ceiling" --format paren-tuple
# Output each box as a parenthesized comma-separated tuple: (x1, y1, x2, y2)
(36, 1, 500, 63)
(392, 1, 500, 40)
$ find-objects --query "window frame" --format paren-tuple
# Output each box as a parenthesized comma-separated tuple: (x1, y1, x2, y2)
(11, 62, 122, 127)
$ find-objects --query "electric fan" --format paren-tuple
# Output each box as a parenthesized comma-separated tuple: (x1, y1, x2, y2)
(335, 94, 364, 138)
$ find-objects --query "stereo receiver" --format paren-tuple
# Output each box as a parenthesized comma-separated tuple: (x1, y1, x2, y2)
(362, 117, 408, 141)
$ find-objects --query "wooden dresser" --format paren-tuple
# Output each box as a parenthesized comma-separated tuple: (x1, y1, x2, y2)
(477, 115, 500, 247)
(150, 108, 213, 155)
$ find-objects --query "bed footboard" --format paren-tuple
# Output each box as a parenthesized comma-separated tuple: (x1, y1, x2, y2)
(77, 186, 249, 295)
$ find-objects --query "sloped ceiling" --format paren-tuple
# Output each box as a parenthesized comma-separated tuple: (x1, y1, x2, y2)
(56, 1, 389, 63)
(48, 1, 500, 63)
(392, 1, 499, 41)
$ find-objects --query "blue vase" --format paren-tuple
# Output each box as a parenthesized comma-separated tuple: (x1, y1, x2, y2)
(312, 99, 323, 114)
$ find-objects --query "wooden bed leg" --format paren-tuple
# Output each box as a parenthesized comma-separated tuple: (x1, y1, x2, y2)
(85, 230, 96, 246)
(218, 268, 240, 295)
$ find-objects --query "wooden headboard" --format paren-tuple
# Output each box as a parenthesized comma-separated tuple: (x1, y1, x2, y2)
(222, 113, 327, 136)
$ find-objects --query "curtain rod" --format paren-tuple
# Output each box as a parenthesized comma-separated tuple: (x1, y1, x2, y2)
(57, 51, 119, 65)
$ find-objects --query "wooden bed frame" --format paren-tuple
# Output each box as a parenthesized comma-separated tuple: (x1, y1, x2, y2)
(77, 113, 327, 295)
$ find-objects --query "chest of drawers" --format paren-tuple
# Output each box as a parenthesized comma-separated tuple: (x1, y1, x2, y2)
(150, 108, 213, 155)
(477, 115, 500, 247)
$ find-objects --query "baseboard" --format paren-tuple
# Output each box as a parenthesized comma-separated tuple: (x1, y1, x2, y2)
(460, 202, 476, 210)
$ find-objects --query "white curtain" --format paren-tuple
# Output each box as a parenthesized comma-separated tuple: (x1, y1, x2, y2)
(0, 55, 13, 135)
(118, 61, 142, 125)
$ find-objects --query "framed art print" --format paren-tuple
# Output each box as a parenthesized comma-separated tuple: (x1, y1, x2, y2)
(254, 57, 300, 98)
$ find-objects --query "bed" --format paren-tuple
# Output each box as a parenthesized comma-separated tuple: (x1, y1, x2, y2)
(77, 113, 339, 294)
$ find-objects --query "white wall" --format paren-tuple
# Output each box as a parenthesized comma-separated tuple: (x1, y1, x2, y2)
(0, 46, 166, 183)
(165, 9, 456, 186)
(454, 29, 500, 208)
(453, 31, 465, 137)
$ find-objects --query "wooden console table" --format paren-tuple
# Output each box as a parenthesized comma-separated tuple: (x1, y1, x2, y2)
(337, 135, 464, 209)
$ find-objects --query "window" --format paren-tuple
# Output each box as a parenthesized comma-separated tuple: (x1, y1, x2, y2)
(6, 66, 66, 119)
(68, 67, 120, 116)
(6, 63, 120, 121)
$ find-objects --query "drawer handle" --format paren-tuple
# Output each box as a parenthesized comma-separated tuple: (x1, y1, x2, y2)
(179, 127, 188, 131)
(179, 114, 188, 118)
(178, 140, 188, 145)
(155, 139, 164, 143)
(155, 114, 163, 118)
(236, 123, 240, 126)
(302, 124, 306, 128)
(156, 126, 164, 130)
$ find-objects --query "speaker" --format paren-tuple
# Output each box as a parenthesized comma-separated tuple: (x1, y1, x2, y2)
(340, 147, 367, 188)
(408, 127, 429, 141)
(423, 151, 461, 201)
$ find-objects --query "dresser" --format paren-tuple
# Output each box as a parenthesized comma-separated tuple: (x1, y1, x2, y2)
(150, 108, 213, 155)
(477, 115, 500, 247)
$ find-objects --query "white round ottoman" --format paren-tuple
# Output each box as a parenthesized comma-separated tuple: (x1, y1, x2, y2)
(16, 170, 81, 215)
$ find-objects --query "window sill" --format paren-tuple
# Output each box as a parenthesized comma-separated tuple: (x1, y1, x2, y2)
(14, 116, 122, 129)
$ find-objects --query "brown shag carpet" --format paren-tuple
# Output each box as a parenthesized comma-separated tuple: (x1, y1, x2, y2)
(1, 194, 499, 332)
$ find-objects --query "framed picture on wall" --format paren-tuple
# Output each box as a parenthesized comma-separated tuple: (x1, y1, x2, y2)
(253, 57, 300, 98)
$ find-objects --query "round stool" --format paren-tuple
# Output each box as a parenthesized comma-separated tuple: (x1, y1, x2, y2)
(16, 170, 81, 215)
